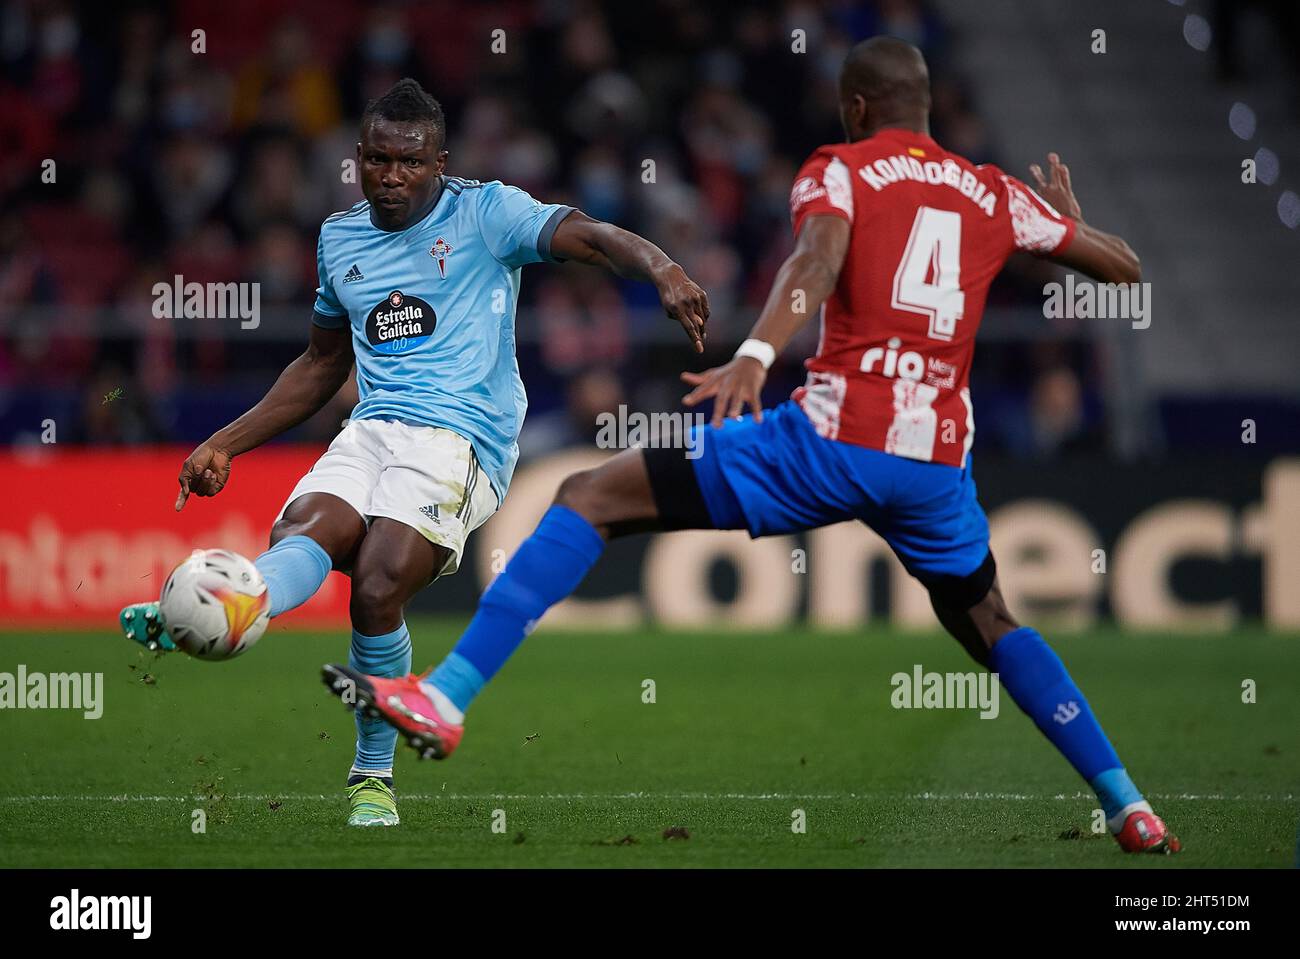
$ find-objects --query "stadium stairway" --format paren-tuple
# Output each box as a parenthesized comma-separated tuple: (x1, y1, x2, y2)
(936, 0, 1300, 457)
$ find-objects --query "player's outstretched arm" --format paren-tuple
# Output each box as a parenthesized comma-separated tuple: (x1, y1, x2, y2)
(174, 323, 354, 511)
(683, 214, 850, 428)
(1030, 153, 1141, 285)
(549, 211, 710, 353)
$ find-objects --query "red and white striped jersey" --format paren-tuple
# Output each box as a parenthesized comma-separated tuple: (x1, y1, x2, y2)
(788, 128, 1076, 466)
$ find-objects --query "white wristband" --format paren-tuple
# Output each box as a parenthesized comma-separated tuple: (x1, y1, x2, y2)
(734, 338, 776, 370)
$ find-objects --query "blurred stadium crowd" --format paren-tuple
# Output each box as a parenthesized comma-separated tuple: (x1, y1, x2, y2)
(0, 0, 1281, 461)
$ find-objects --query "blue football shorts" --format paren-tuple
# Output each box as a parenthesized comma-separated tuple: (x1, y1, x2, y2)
(655, 400, 991, 584)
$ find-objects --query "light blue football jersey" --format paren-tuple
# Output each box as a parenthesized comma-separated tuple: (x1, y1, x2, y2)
(312, 176, 573, 504)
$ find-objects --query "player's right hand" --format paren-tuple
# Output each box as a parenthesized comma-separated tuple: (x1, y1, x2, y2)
(175, 441, 232, 511)
(681, 356, 767, 429)
(653, 263, 710, 354)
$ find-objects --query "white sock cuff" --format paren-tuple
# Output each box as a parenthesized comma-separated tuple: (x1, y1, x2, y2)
(420, 681, 466, 725)
(349, 766, 393, 780)
(1107, 799, 1153, 834)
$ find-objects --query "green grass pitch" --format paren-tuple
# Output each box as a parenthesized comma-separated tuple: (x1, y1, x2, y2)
(1, 620, 1296, 868)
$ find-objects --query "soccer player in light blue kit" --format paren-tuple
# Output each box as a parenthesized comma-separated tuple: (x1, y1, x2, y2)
(119, 79, 709, 826)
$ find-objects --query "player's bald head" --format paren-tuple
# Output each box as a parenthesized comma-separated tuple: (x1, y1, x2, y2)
(839, 36, 931, 117)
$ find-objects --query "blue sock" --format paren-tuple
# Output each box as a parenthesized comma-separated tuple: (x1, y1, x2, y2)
(1090, 767, 1145, 822)
(428, 652, 485, 713)
(428, 505, 605, 711)
(990, 627, 1142, 819)
(254, 535, 332, 618)
(349, 622, 412, 774)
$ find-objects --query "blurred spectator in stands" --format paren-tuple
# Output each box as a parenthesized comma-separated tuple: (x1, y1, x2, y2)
(638, 181, 742, 337)
(231, 19, 339, 138)
(532, 266, 630, 374)
(109, 7, 165, 130)
(565, 68, 648, 159)
(18, 1, 82, 122)
(338, 3, 424, 119)
(166, 219, 242, 291)
(930, 76, 992, 164)
(0, 0, 1123, 460)
(1028, 366, 1103, 458)
(569, 145, 627, 225)
(0, 82, 56, 196)
(156, 33, 233, 138)
(246, 221, 313, 307)
(147, 134, 233, 244)
(681, 79, 771, 234)
(740, 155, 798, 310)
(118, 259, 180, 400)
(0, 213, 59, 310)
(453, 95, 559, 194)
(231, 136, 319, 237)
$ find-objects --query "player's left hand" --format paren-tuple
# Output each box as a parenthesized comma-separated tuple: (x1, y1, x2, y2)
(654, 263, 709, 353)
(1028, 152, 1082, 220)
(681, 356, 766, 429)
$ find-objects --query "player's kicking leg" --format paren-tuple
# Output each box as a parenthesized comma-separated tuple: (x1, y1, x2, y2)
(118, 417, 385, 653)
(119, 492, 363, 651)
(119, 491, 379, 824)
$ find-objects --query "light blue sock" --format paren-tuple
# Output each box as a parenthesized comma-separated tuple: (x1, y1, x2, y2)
(990, 626, 1143, 820)
(428, 652, 485, 713)
(427, 505, 605, 712)
(253, 535, 332, 618)
(350, 622, 412, 774)
(1090, 767, 1145, 822)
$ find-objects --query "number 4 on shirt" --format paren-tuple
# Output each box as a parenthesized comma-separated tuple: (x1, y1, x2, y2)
(891, 206, 965, 342)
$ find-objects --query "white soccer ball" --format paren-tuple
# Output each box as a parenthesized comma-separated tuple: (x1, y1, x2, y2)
(159, 549, 270, 660)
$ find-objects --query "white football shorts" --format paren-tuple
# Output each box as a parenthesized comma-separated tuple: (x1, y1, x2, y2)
(276, 418, 499, 579)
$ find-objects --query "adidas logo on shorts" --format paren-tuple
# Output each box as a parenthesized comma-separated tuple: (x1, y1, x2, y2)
(418, 504, 440, 522)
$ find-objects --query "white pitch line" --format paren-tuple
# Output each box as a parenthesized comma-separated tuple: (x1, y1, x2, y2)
(0, 792, 1293, 803)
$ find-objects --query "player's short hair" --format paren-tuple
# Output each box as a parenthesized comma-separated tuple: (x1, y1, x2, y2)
(839, 36, 930, 112)
(361, 78, 447, 147)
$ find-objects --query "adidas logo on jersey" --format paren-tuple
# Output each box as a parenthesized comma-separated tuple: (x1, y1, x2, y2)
(342, 264, 365, 283)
